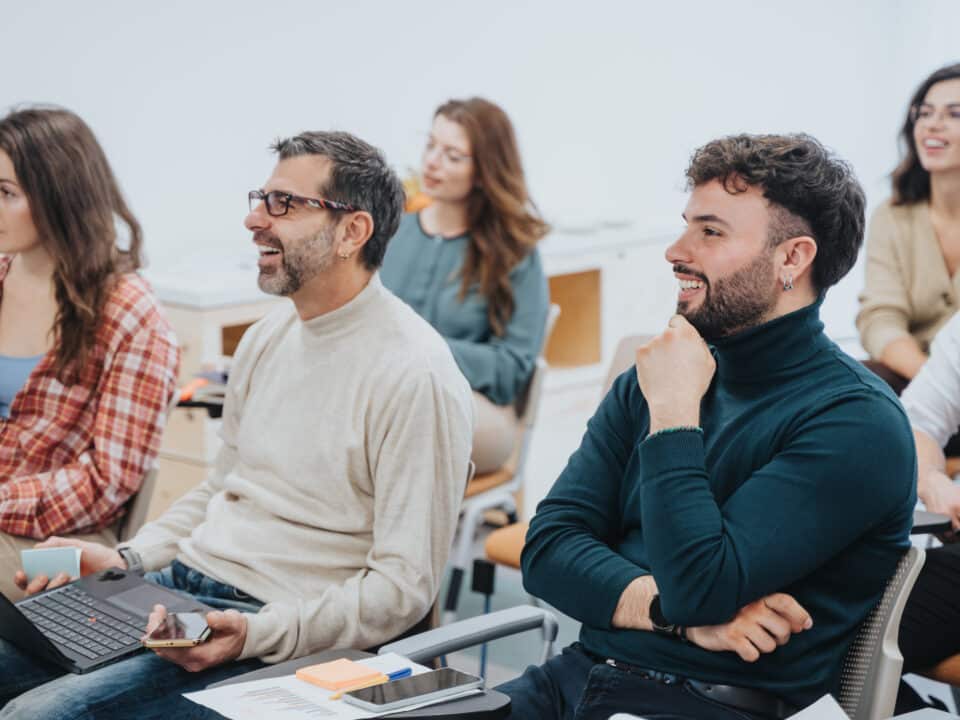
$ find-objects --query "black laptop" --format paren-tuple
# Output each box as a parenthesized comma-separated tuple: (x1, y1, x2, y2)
(0, 567, 211, 674)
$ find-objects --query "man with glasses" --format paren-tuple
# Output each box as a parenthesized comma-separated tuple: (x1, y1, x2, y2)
(501, 134, 915, 719)
(0, 131, 474, 718)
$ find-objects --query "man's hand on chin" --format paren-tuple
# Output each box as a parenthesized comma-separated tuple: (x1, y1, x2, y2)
(144, 604, 248, 672)
(635, 314, 716, 433)
(687, 593, 813, 662)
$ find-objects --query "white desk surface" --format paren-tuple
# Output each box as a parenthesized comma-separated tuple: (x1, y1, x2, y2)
(144, 256, 270, 309)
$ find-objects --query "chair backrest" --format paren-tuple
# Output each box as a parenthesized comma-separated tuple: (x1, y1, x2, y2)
(602, 334, 653, 396)
(494, 303, 560, 479)
(117, 467, 158, 543)
(116, 389, 181, 543)
(515, 303, 561, 421)
(837, 546, 925, 720)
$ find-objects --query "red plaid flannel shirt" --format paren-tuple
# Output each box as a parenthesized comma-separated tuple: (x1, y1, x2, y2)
(0, 257, 180, 538)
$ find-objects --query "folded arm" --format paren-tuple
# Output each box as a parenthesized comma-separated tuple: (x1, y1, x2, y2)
(638, 395, 915, 626)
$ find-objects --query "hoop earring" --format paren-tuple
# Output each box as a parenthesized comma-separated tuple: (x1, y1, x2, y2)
(783, 275, 794, 292)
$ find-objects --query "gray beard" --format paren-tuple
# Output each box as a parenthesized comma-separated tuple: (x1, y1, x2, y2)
(257, 226, 335, 297)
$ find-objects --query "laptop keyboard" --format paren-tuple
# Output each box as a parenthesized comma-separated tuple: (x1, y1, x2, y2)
(19, 584, 146, 661)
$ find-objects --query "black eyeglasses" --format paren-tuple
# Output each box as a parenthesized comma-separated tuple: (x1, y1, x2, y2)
(248, 189, 359, 217)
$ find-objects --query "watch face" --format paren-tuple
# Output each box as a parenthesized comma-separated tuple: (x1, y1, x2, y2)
(650, 595, 675, 633)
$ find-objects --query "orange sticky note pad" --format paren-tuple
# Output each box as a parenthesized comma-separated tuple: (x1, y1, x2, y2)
(295, 658, 383, 690)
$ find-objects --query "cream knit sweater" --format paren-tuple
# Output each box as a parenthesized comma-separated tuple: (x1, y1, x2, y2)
(127, 274, 473, 662)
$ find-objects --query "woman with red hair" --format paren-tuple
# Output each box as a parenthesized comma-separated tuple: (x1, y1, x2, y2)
(382, 98, 549, 474)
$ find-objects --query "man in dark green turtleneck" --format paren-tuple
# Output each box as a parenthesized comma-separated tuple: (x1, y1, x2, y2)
(499, 135, 917, 719)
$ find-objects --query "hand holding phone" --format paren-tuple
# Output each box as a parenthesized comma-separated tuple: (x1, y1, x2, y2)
(142, 612, 211, 648)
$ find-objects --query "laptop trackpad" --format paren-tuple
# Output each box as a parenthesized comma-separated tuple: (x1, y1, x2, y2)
(109, 585, 209, 616)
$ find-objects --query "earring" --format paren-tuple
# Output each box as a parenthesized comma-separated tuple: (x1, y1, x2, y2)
(338, 250, 351, 259)
(783, 274, 794, 291)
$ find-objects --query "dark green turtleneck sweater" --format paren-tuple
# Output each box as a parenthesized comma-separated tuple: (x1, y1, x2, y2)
(521, 299, 916, 706)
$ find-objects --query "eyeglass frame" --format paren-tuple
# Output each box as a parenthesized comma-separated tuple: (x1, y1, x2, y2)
(910, 103, 960, 125)
(423, 138, 472, 166)
(248, 189, 360, 217)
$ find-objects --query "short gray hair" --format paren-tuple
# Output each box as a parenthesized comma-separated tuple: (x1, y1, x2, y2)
(271, 131, 404, 270)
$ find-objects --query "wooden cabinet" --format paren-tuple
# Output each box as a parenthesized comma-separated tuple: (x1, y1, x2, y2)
(540, 227, 676, 388)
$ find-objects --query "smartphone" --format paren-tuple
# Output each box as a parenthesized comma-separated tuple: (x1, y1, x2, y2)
(343, 667, 482, 712)
(142, 612, 211, 648)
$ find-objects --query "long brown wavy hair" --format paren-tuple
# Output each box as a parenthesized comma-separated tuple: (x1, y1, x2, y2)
(435, 98, 549, 336)
(0, 107, 143, 383)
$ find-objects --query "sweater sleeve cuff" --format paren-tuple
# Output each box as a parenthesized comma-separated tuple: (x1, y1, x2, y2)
(119, 538, 178, 574)
(639, 428, 707, 476)
(239, 611, 278, 661)
(863, 322, 911, 361)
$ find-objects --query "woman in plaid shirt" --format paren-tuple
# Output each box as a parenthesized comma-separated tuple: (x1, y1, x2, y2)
(0, 107, 179, 599)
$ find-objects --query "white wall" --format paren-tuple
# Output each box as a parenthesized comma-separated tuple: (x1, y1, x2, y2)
(1, 0, 957, 336)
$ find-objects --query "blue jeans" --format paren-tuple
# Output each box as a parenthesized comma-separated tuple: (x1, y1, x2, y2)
(0, 560, 266, 720)
(496, 644, 763, 720)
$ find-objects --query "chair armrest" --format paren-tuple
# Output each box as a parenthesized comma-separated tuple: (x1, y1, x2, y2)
(379, 605, 558, 664)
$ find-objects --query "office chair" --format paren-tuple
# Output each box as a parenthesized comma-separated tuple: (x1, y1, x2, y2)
(838, 546, 926, 719)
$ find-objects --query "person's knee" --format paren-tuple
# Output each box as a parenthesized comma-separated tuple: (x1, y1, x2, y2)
(1, 689, 79, 720)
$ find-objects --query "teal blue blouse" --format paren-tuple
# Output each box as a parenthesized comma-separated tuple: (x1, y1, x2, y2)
(381, 213, 549, 406)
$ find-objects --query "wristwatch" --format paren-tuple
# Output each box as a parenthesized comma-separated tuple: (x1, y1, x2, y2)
(117, 546, 144, 576)
(649, 594, 686, 640)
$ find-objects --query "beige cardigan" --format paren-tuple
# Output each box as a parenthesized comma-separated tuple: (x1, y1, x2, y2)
(857, 200, 960, 359)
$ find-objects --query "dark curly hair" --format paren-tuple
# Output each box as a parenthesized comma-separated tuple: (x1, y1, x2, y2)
(686, 133, 865, 291)
(892, 62, 960, 205)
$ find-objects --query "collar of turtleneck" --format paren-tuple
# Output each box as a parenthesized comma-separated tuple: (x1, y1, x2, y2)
(709, 294, 828, 383)
(300, 272, 383, 335)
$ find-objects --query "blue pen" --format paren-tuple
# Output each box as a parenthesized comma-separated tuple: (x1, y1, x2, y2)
(387, 668, 412, 680)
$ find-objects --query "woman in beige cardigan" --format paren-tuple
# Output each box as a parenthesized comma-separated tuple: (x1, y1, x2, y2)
(858, 62, 960, 396)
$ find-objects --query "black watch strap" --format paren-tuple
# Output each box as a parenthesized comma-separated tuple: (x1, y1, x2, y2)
(117, 547, 144, 576)
(650, 594, 686, 640)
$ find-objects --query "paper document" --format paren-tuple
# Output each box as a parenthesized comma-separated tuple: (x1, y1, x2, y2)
(183, 653, 481, 720)
(787, 694, 850, 719)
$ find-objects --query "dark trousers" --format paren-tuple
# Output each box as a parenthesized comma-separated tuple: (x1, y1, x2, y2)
(496, 644, 763, 720)
(865, 360, 960, 709)
(900, 543, 960, 672)
(895, 543, 960, 712)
